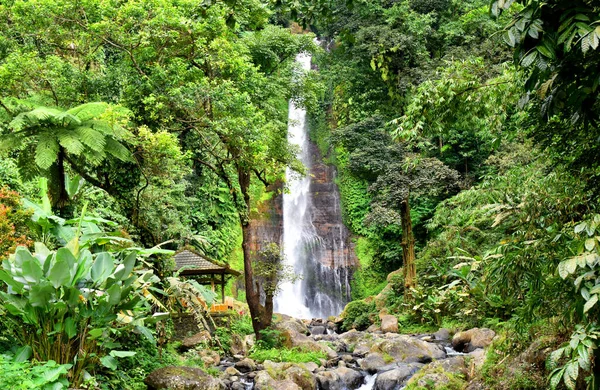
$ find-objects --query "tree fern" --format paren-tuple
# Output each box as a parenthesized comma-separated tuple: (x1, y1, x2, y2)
(0, 102, 134, 209)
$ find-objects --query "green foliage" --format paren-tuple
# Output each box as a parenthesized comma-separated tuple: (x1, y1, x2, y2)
(0, 353, 71, 390)
(341, 299, 377, 331)
(547, 324, 598, 390)
(0, 210, 166, 386)
(250, 347, 327, 364)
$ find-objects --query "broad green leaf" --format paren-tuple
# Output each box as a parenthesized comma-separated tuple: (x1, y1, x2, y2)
(583, 294, 598, 313)
(29, 282, 55, 307)
(100, 355, 117, 370)
(17, 249, 43, 284)
(107, 284, 121, 306)
(91, 252, 114, 284)
(564, 361, 579, 389)
(585, 238, 595, 251)
(64, 317, 77, 339)
(135, 325, 155, 345)
(581, 287, 590, 301)
(575, 222, 587, 234)
(577, 344, 591, 370)
(13, 345, 32, 362)
(48, 258, 71, 288)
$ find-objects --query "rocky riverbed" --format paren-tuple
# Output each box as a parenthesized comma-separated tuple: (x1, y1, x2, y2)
(145, 316, 495, 390)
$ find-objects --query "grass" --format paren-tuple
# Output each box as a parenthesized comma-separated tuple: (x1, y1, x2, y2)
(250, 347, 327, 364)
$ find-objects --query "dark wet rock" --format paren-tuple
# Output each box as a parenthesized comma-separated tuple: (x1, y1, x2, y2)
(145, 366, 224, 390)
(359, 353, 386, 373)
(234, 358, 256, 373)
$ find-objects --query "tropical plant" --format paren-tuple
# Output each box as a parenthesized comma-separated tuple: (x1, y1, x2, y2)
(0, 102, 133, 211)
(0, 353, 72, 390)
(547, 324, 598, 390)
(0, 211, 166, 386)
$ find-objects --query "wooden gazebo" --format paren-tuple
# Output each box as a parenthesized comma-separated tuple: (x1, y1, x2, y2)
(173, 249, 240, 304)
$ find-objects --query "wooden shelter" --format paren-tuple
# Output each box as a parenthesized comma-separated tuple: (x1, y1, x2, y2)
(173, 249, 240, 304)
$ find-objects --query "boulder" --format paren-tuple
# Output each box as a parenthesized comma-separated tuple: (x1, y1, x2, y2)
(359, 353, 386, 373)
(452, 328, 496, 353)
(380, 315, 398, 333)
(366, 324, 381, 333)
(374, 365, 416, 390)
(316, 367, 363, 390)
(311, 326, 327, 335)
(230, 334, 247, 356)
(234, 358, 256, 373)
(273, 314, 310, 338)
(244, 334, 256, 351)
(223, 367, 240, 378)
(197, 350, 220, 367)
(263, 360, 317, 390)
(405, 358, 468, 390)
(254, 371, 302, 390)
(433, 328, 450, 341)
(181, 330, 212, 350)
(145, 366, 223, 390)
(375, 335, 446, 363)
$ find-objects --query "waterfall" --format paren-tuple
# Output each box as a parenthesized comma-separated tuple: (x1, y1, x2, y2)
(274, 51, 356, 319)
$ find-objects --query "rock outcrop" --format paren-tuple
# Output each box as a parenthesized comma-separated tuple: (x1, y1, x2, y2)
(145, 366, 224, 390)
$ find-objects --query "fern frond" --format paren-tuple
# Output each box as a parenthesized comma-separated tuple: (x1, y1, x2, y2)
(86, 148, 106, 166)
(74, 126, 106, 152)
(67, 102, 109, 121)
(105, 137, 132, 162)
(57, 129, 85, 156)
(35, 134, 59, 169)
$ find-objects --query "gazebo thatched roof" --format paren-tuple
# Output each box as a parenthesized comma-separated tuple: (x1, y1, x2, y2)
(173, 249, 240, 277)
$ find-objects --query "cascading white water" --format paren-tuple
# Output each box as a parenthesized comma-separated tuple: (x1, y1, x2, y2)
(275, 51, 315, 319)
(274, 51, 355, 319)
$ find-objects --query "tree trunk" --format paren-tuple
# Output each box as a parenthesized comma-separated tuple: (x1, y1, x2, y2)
(50, 147, 71, 217)
(238, 168, 272, 340)
(400, 197, 416, 297)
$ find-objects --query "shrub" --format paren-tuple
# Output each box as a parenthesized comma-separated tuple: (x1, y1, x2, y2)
(341, 299, 377, 331)
(0, 242, 164, 386)
(0, 353, 71, 390)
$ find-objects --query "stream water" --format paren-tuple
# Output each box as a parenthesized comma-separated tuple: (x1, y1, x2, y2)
(274, 51, 353, 319)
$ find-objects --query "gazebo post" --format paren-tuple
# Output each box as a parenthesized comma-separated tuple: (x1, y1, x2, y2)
(221, 272, 225, 303)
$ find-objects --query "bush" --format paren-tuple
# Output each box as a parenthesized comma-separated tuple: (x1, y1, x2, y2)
(0, 243, 163, 386)
(341, 299, 377, 331)
(0, 353, 71, 390)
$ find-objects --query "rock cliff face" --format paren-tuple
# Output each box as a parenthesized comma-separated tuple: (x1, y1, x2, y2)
(247, 138, 358, 317)
(247, 184, 284, 255)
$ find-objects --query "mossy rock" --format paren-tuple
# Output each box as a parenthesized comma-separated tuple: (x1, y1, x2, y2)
(144, 366, 223, 390)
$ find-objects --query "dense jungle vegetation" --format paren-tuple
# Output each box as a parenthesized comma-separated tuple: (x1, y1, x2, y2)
(1, 0, 600, 389)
